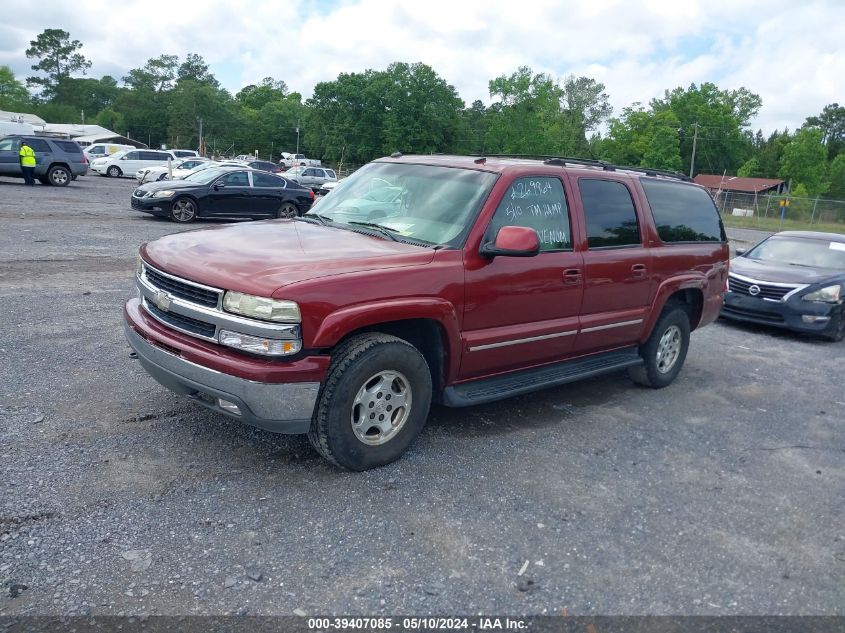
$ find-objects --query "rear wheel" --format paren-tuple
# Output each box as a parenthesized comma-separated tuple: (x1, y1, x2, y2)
(170, 197, 197, 223)
(276, 202, 298, 219)
(628, 307, 690, 388)
(47, 165, 71, 187)
(308, 334, 432, 471)
(107, 165, 122, 178)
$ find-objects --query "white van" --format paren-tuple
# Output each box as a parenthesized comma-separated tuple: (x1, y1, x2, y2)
(83, 142, 135, 162)
(91, 149, 176, 178)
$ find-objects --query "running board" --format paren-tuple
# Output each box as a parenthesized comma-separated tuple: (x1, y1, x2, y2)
(442, 347, 643, 407)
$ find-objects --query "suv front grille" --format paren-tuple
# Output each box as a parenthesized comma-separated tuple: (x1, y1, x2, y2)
(144, 267, 221, 308)
(144, 299, 217, 338)
(728, 274, 799, 301)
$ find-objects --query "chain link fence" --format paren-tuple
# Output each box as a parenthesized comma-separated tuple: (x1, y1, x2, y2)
(715, 191, 845, 233)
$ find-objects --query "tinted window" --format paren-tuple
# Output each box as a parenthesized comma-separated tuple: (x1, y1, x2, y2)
(123, 151, 140, 160)
(87, 146, 105, 155)
(579, 179, 641, 248)
(173, 150, 195, 157)
(641, 178, 726, 242)
(145, 151, 170, 161)
(220, 171, 250, 187)
(304, 168, 316, 176)
(26, 139, 51, 152)
(55, 140, 82, 153)
(488, 176, 571, 251)
(252, 172, 286, 188)
(0, 138, 18, 151)
(325, 169, 336, 179)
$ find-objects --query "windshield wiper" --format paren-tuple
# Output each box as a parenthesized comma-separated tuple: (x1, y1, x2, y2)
(347, 221, 400, 242)
(299, 213, 333, 225)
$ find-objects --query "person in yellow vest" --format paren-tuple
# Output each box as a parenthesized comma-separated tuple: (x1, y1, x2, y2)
(19, 141, 36, 186)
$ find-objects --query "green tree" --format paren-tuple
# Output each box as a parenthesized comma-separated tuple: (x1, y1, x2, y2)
(0, 65, 31, 110)
(826, 154, 845, 200)
(599, 105, 681, 170)
(650, 82, 758, 175)
(96, 107, 126, 134)
(177, 54, 219, 88)
(737, 157, 763, 178)
(167, 80, 234, 150)
(236, 77, 289, 109)
(123, 54, 179, 92)
(25, 29, 91, 98)
(805, 103, 845, 159)
(779, 127, 828, 196)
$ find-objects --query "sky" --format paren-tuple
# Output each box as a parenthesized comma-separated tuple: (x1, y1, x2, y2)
(1, 0, 843, 134)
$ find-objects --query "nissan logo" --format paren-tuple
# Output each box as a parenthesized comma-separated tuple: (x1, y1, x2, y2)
(748, 284, 761, 296)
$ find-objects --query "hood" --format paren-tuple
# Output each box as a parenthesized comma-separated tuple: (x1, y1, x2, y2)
(138, 179, 202, 193)
(141, 219, 436, 297)
(731, 255, 841, 285)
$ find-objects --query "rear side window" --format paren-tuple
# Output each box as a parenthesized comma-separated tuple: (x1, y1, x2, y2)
(55, 140, 82, 153)
(579, 179, 641, 248)
(252, 172, 285, 188)
(26, 138, 51, 152)
(641, 178, 726, 243)
(325, 169, 336, 179)
(488, 176, 571, 251)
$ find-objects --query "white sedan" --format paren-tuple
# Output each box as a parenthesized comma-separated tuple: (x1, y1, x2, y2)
(136, 158, 210, 184)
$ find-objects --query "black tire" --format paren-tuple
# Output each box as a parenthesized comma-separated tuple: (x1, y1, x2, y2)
(170, 197, 197, 223)
(46, 165, 71, 187)
(276, 202, 298, 219)
(824, 309, 845, 342)
(308, 333, 432, 471)
(628, 307, 690, 388)
(107, 165, 122, 178)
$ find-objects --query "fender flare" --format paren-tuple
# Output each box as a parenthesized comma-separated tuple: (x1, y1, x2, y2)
(641, 274, 707, 338)
(311, 297, 463, 381)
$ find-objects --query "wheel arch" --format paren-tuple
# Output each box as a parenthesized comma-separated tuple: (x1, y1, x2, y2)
(641, 276, 705, 341)
(312, 300, 462, 396)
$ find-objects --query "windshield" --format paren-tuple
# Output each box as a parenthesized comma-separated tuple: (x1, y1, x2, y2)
(745, 236, 845, 269)
(183, 167, 231, 184)
(305, 162, 497, 246)
(108, 151, 127, 160)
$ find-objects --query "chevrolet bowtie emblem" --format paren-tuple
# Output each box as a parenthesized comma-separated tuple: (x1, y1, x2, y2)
(153, 290, 172, 311)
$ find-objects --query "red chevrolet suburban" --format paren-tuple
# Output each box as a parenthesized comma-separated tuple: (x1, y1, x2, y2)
(124, 155, 729, 470)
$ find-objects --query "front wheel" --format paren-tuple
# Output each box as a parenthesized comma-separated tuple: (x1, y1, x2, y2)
(628, 307, 690, 388)
(308, 334, 432, 471)
(824, 309, 845, 342)
(276, 202, 298, 219)
(107, 165, 122, 178)
(170, 197, 197, 223)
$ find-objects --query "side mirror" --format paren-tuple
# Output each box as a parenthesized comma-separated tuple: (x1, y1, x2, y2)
(213, 183, 224, 191)
(734, 248, 746, 257)
(480, 226, 540, 258)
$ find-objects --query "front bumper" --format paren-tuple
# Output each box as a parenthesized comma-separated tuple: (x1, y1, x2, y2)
(131, 195, 172, 216)
(721, 291, 841, 337)
(124, 299, 326, 434)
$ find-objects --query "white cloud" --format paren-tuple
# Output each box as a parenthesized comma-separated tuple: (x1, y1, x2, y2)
(1, 0, 842, 133)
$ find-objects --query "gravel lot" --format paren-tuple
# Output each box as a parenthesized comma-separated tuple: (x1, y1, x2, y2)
(0, 175, 843, 616)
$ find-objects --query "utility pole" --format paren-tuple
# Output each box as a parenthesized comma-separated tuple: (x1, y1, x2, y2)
(81, 109, 85, 125)
(296, 119, 300, 154)
(689, 122, 699, 178)
(198, 117, 203, 155)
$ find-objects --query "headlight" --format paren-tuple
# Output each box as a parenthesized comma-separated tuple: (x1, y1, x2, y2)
(151, 190, 176, 198)
(218, 330, 301, 356)
(803, 284, 841, 303)
(223, 291, 301, 322)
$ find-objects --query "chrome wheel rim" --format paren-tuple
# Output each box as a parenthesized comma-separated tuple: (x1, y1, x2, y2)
(351, 370, 412, 446)
(278, 203, 296, 218)
(51, 169, 69, 185)
(656, 325, 682, 373)
(172, 199, 196, 221)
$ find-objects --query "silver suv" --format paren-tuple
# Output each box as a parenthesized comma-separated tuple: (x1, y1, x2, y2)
(284, 165, 337, 189)
(0, 135, 88, 186)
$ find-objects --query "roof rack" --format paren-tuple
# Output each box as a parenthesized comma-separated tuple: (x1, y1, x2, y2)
(474, 154, 691, 182)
